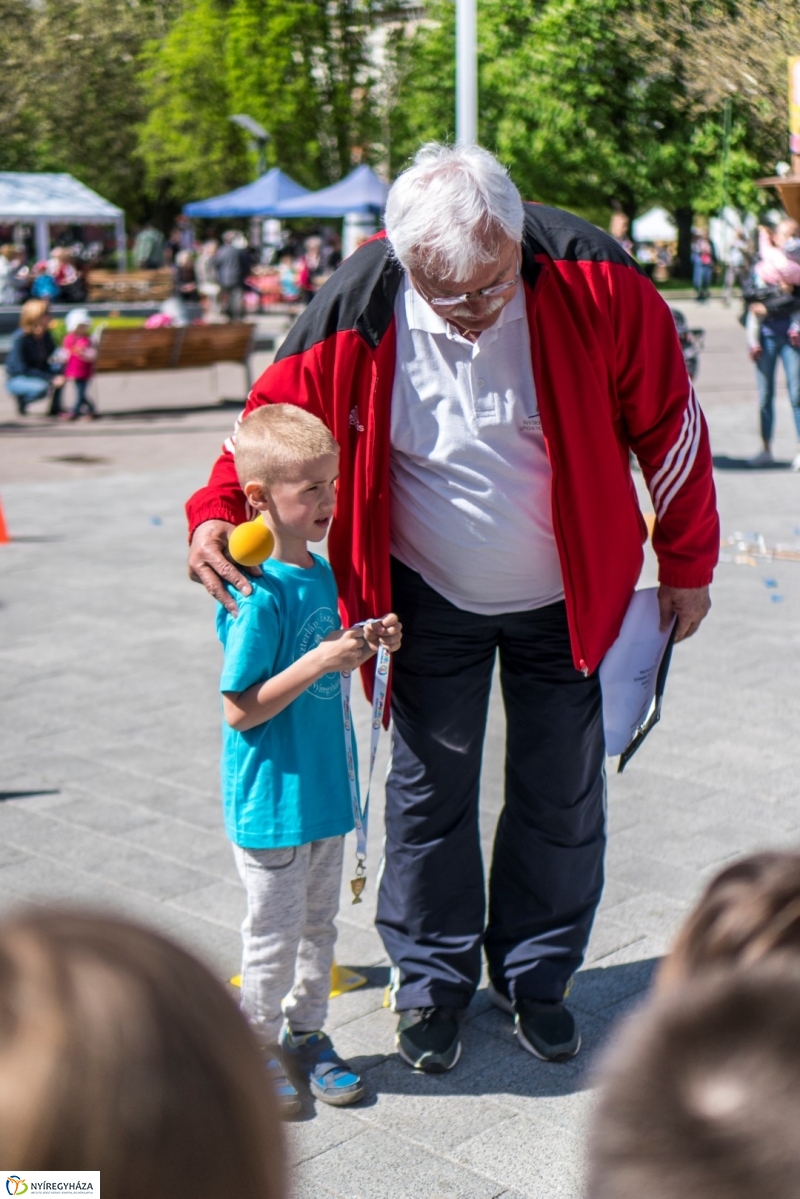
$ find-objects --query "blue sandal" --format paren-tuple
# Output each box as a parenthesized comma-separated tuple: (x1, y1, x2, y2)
(281, 1029, 365, 1106)
(264, 1049, 301, 1116)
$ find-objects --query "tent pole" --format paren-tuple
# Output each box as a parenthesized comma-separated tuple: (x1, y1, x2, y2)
(115, 216, 127, 273)
(35, 218, 50, 263)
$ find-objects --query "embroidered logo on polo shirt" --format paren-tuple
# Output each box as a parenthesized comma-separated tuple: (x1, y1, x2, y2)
(520, 413, 542, 434)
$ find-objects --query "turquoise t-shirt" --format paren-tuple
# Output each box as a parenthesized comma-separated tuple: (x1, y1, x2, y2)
(217, 554, 355, 849)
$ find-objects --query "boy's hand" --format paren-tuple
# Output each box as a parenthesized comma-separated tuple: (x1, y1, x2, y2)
(364, 613, 402, 654)
(316, 627, 369, 672)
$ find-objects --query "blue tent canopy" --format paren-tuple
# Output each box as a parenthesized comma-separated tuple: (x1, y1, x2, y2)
(274, 165, 388, 218)
(183, 168, 309, 218)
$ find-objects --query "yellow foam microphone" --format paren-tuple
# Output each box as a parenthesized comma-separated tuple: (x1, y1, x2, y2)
(228, 515, 275, 567)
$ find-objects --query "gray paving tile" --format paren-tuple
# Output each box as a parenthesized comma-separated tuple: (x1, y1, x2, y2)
(353, 1056, 520, 1151)
(284, 1101, 364, 1166)
(296, 1126, 501, 1199)
(451, 1114, 587, 1198)
(167, 879, 245, 929)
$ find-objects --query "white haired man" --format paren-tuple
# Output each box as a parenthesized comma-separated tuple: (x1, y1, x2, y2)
(187, 144, 718, 1073)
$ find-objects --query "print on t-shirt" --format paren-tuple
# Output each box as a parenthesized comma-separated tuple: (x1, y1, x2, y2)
(297, 606, 339, 699)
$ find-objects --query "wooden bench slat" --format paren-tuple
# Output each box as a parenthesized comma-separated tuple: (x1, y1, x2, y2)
(93, 323, 254, 376)
(175, 324, 254, 369)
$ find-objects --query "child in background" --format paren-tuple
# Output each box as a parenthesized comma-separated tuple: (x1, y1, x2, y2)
(217, 404, 401, 1115)
(62, 308, 97, 420)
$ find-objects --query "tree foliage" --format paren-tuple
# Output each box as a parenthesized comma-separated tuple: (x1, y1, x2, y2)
(387, 0, 798, 222)
(0, 0, 183, 223)
(1, 0, 797, 230)
(139, 0, 380, 205)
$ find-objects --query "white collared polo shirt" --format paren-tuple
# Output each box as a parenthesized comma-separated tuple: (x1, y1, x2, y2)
(389, 275, 564, 615)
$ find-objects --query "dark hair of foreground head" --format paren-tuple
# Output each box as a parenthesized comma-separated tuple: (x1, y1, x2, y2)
(0, 908, 285, 1199)
(588, 961, 800, 1199)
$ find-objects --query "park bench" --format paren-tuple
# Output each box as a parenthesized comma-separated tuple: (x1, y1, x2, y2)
(87, 269, 175, 304)
(95, 322, 256, 393)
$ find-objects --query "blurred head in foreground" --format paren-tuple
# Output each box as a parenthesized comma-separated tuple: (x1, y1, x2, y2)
(658, 850, 800, 990)
(0, 910, 284, 1199)
(588, 963, 800, 1199)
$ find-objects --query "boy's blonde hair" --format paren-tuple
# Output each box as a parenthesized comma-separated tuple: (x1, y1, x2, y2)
(234, 404, 339, 488)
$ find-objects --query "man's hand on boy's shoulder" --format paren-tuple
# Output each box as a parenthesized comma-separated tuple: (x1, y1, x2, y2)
(189, 519, 263, 616)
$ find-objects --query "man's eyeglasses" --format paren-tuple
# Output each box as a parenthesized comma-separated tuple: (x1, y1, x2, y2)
(414, 257, 521, 310)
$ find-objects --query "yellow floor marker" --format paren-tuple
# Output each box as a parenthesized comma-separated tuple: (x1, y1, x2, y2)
(230, 961, 367, 1000)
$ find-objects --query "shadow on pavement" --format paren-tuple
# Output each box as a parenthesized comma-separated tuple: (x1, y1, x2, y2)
(0, 789, 61, 802)
(713, 454, 792, 470)
(349, 957, 660, 1101)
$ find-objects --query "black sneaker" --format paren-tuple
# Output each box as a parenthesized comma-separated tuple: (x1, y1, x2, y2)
(487, 979, 513, 1015)
(514, 998, 581, 1062)
(396, 1006, 461, 1073)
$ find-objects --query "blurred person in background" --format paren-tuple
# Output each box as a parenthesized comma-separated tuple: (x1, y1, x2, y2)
(0, 244, 19, 303)
(320, 232, 342, 273)
(62, 307, 97, 421)
(133, 220, 165, 270)
(297, 236, 323, 304)
(196, 239, 221, 318)
(0, 909, 285, 1199)
(5, 298, 64, 415)
(213, 231, 247, 319)
(277, 252, 301, 302)
(691, 232, 715, 302)
(174, 248, 199, 302)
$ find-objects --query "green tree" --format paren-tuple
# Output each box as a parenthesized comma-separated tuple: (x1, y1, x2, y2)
(138, 0, 250, 205)
(139, 0, 381, 206)
(387, 0, 797, 255)
(0, 0, 183, 222)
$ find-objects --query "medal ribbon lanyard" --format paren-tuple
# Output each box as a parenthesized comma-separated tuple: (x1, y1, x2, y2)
(340, 638, 390, 904)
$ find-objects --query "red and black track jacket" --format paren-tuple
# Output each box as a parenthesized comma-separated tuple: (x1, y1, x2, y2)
(187, 204, 719, 691)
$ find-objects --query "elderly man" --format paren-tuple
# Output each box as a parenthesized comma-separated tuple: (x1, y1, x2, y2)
(187, 143, 718, 1073)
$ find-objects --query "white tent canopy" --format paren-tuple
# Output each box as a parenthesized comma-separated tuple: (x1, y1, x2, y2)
(0, 172, 126, 270)
(631, 206, 678, 244)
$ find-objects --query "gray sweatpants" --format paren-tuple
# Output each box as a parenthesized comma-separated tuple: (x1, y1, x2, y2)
(233, 836, 344, 1045)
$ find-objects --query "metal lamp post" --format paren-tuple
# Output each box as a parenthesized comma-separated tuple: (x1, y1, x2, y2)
(456, 0, 477, 144)
(229, 114, 270, 179)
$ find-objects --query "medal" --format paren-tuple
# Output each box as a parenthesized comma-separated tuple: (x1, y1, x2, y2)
(340, 633, 390, 905)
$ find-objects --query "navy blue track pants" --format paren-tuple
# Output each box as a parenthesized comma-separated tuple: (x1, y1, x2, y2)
(377, 558, 607, 1012)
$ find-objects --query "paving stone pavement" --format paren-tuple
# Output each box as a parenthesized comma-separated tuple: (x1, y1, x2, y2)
(1, 299, 799, 1199)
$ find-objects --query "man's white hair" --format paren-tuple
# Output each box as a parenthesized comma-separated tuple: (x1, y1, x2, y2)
(384, 142, 524, 282)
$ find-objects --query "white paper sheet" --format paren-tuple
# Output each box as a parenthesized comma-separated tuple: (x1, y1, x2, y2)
(599, 588, 675, 756)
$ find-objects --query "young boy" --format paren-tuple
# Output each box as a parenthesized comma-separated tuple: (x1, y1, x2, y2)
(217, 404, 401, 1115)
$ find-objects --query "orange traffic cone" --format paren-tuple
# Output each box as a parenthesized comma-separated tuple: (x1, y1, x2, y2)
(0, 497, 9, 545)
